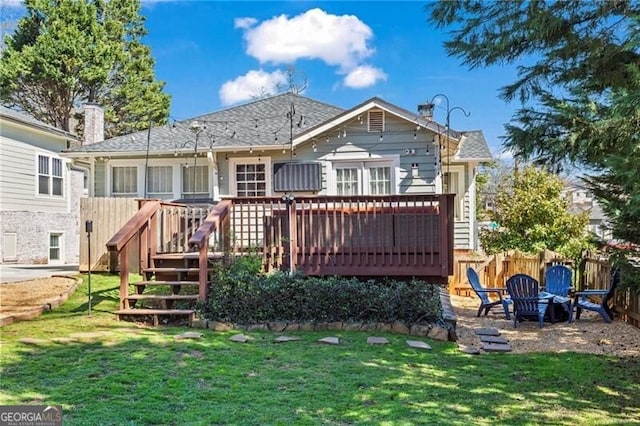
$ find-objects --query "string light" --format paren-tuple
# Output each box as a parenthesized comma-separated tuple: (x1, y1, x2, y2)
(312, 141, 317, 153)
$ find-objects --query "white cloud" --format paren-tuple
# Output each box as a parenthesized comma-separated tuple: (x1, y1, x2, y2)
(219, 69, 287, 106)
(240, 8, 374, 71)
(343, 65, 387, 88)
(234, 17, 257, 30)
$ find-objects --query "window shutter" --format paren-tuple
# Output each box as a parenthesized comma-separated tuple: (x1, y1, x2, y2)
(368, 110, 385, 132)
(273, 163, 321, 192)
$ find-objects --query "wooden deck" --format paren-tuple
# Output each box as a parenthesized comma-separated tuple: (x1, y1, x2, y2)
(106, 195, 455, 319)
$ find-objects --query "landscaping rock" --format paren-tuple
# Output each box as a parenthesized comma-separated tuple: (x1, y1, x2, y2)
(376, 323, 392, 333)
(406, 340, 432, 350)
(327, 322, 343, 331)
(391, 321, 410, 335)
(343, 322, 363, 331)
(318, 337, 340, 345)
(191, 319, 208, 329)
(268, 321, 287, 332)
(299, 322, 315, 331)
(410, 324, 431, 337)
(427, 325, 449, 341)
(367, 336, 390, 345)
(246, 324, 268, 331)
(208, 321, 233, 331)
(175, 332, 203, 340)
(284, 323, 300, 332)
(360, 323, 378, 332)
(229, 334, 251, 343)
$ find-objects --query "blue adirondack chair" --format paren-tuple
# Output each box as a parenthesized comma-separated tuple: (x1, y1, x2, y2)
(506, 274, 550, 328)
(573, 267, 620, 323)
(466, 267, 512, 320)
(544, 265, 573, 322)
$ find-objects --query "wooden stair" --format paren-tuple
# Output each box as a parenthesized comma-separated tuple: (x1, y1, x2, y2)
(115, 252, 221, 326)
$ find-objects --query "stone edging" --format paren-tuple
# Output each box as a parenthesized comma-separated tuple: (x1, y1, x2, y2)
(0, 275, 82, 327)
(191, 288, 459, 342)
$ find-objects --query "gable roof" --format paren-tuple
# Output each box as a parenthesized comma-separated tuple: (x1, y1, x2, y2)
(62, 92, 492, 162)
(64, 92, 344, 156)
(0, 105, 79, 141)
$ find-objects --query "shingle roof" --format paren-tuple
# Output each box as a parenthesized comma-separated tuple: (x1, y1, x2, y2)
(63, 92, 492, 162)
(457, 130, 492, 161)
(0, 105, 79, 140)
(65, 92, 344, 155)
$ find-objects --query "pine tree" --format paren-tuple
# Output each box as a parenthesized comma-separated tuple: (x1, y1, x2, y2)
(428, 0, 640, 249)
(0, 0, 170, 138)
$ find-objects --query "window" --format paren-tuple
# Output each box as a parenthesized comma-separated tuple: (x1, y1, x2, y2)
(49, 233, 62, 262)
(333, 160, 395, 195)
(112, 166, 137, 197)
(38, 155, 63, 196)
(444, 169, 464, 220)
(336, 168, 359, 195)
(182, 165, 209, 198)
(146, 166, 173, 198)
(368, 166, 391, 195)
(235, 163, 266, 197)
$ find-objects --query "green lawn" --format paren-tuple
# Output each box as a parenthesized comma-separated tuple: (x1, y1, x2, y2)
(1, 274, 639, 425)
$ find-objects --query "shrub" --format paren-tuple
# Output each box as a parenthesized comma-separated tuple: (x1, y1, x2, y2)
(199, 257, 442, 325)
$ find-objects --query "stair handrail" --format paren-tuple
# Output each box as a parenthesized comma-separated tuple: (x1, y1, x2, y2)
(106, 200, 162, 253)
(188, 199, 232, 301)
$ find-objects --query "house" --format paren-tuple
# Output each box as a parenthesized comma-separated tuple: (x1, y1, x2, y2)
(564, 181, 613, 242)
(63, 92, 492, 252)
(0, 106, 84, 265)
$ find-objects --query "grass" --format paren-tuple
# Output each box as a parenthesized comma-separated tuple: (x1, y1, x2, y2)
(1, 274, 639, 425)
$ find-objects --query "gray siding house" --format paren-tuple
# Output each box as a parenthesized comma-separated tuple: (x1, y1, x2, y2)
(63, 93, 492, 251)
(0, 106, 84, 264)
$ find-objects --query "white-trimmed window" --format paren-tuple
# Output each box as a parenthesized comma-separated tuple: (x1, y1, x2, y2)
(182, 165, 209, 198)
(444, 167, 465, 220)
(332, 159, 396, 195)
(49, 232, 62, 263)
(38, 155, 63, 196)
(228, 158, 271, 197)
(112, 166, 137, 197)
(146, 166, 173, 198)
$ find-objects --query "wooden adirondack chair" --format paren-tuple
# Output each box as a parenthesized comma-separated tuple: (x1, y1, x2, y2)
(466, 267, 512, 320)
(544, 265, 573, 322)
(506, 274, 551, 328)
(573, 267, 620, 323)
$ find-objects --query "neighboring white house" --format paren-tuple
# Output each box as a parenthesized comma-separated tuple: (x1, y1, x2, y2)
(63, 93, 493, 251)
(0, 106, 84, 264)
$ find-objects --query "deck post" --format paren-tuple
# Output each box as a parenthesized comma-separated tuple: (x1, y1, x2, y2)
(119, 245, 129, 310)
(198, 240, 208, 302)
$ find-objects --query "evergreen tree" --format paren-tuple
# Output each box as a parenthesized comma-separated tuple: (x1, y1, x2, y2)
(428, 1, 640, 249)
(0, 0, 170, 138)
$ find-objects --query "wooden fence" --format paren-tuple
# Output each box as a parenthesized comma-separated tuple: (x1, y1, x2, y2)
(79, 197, 138, 272)
(454, 251, 640, 329)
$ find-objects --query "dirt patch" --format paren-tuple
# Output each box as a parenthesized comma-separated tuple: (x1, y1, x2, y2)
(451, 294, 640, 357)
(0, 276, 80, 325)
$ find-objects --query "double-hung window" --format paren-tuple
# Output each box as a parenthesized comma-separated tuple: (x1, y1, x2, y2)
(182, 165, 209, 198)
(38, 155, 63, 196)
(333, 160, 395, 195)
(146, 166, 173, 198)
(112, 166, 138, 197)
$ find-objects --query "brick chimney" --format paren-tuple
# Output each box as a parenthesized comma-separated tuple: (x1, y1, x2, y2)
(84, 104, 104, 145)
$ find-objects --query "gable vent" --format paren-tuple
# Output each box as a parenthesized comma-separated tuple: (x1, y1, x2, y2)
(368, 110, 385, 132)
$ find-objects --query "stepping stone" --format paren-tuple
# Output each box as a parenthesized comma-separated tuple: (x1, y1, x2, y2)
(458, 344, 481, 355)
(175, 331, 202, 340)
(406, 340, 432, 350)
(482, 343, 512, 353)
(229, 334, 251, 343)
(274, 336, 301, 343)
(318, 337, 340, 345)
(19, 338, 47, 345)
(69, 332, 109, 339)
(52, 337, 76, 344)
(478, 335, 509, 344)
(367, 336, 390, 345)
(474, 328, 501, 336)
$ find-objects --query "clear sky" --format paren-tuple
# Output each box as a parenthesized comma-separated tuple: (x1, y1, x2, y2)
(4, 0, 523, 157)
